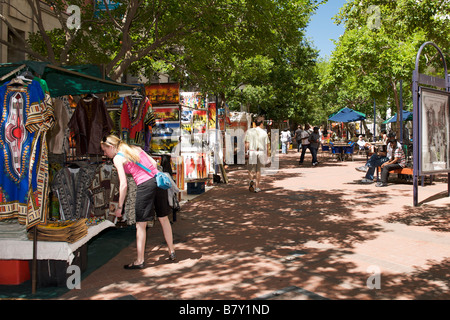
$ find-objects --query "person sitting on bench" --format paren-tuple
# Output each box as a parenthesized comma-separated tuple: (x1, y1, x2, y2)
(355, 132, 400, 184)
(376, 137, 406, 187)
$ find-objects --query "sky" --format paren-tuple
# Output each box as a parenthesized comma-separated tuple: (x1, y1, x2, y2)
(305, 0, 348, 59)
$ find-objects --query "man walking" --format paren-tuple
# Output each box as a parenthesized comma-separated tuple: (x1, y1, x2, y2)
(245, 116, 270, 193)
(308, 126, 321, 166)
(299, 124, 312, 164)
(293, 125, 303, 152)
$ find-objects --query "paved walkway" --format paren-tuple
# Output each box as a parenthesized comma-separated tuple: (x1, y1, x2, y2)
(60, 150, 450, 300)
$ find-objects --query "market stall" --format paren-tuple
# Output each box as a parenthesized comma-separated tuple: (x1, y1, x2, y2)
(0, 61, 135, 292)
(180, 92, 213, 193)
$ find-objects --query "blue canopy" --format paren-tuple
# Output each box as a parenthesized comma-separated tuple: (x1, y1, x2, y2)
(382, 110, 413, 124)
(328, 107, 366, 123)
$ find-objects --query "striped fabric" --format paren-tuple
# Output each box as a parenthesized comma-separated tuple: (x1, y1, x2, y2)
(394, 146, 406, 167)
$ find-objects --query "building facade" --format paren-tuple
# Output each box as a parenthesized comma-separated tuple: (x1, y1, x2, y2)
(0, 0, 62, 63)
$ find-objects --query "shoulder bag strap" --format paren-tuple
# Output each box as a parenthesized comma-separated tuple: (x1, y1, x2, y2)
(116, 151, 153, 174)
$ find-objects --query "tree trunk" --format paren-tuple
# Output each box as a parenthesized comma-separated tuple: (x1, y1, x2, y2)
(391, 78, 401, 138)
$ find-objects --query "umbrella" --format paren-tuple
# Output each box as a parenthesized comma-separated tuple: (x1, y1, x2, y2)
(328, 107, 366, 123)
(382, 110, 413, 124)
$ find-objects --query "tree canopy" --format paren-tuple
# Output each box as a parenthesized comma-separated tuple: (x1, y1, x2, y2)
(0, 0, 325, 121)
(321, 0, 450, 134)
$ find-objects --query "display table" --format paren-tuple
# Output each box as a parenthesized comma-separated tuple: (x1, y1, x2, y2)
(0, 220, 115, 287)
(0, 220, 115, 264)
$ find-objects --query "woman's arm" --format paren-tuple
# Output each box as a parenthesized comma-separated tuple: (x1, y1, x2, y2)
(113, 155, 128, 218)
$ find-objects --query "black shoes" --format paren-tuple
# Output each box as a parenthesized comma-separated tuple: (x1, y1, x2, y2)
(169, 252, 176, 261)
(124, 262, 145, 269)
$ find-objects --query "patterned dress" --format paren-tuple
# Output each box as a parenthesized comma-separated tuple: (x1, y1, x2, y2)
(0, 79, 55, 228)
(120, 96, 155, 148)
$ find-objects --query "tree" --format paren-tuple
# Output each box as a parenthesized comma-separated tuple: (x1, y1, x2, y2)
(3, 0, 327, 124)
(323, 0, 450, 137)
(2, 0, 319, 83)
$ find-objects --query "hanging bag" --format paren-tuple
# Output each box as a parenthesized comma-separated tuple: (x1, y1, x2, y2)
(117, 152, 172, 190)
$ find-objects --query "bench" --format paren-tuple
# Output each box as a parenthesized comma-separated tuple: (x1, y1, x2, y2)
(376, 166, 431, 185)
(388, 167, 413, 175)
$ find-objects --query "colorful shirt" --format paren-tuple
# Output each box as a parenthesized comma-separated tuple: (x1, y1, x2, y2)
(0, 79, 55, 228)
(120, 96, 153, 146)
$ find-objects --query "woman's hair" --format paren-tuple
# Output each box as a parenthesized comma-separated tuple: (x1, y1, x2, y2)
(160, 154, 173, 175)
(101, 134, 141, 163)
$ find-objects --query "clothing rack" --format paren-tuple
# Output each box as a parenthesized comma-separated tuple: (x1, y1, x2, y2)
(0, 64, 26, 82)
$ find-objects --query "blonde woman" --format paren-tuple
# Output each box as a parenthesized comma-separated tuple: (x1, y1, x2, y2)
(101, 135, 175, 269)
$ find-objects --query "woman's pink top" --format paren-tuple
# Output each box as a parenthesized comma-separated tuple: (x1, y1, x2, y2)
(122, 151, 158, 185)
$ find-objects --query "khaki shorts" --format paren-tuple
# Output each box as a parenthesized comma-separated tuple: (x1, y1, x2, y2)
(248, 151, 265, 172)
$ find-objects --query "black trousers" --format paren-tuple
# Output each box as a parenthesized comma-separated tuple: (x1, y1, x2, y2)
(380, 163, 402, 183)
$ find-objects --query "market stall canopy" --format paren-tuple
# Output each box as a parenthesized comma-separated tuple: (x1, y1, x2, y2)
(328, 107, 366, 123)
(0, 60, 135, 97)
(382, 110, 413, 124)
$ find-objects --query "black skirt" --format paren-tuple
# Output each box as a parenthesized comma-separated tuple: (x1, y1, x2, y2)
(135, 177, 171, 222)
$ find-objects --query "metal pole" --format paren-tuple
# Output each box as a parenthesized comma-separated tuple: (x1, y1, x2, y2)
(373, 99, 376, 141)
(412, 71, 419, 206)
(32, 226, 37, 294)
(399, 80, 404, 144)
(215, 95, 219, 175)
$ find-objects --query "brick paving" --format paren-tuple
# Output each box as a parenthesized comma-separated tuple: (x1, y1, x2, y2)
(59, 150, 450, 300)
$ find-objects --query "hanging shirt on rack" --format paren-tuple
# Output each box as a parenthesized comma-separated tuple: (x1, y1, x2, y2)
(89, 162, 120, 219)
(0, 79, 55, 228)
(47, 97, 71, 154)
(120, 96, 153, 146)
(51, 164, 97, 220)
(68, 96, 114, 155)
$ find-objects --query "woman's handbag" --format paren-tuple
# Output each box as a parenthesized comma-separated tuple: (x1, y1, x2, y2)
(155, 171, 172, 190)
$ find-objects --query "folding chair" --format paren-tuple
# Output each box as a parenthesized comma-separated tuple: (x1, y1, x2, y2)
(320, 144, 330, 160)
(330, 143, 342, 161)
(344, 142, 355, 161)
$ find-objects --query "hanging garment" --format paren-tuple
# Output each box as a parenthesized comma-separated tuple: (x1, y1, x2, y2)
(89, 162, 120, 219)
(144, 108, 156, 152)
(120, 96, 152, 146)
(0, 79, 55, 228)
(68, 96, 114, 155)
(47, 97, 71, 154)
(51, 164, 97, 220)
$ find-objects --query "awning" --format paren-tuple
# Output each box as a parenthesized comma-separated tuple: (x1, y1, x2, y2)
(382, 110, 413, 124)
(0, 61, 135, 97)
(328, 107, 366, 123)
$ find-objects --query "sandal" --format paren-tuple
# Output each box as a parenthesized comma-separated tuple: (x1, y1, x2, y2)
(123, 262, 145, 269)
(249, 180, 255, 193)
(169, 252, 176, 261)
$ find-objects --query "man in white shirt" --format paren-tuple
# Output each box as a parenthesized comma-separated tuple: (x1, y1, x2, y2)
(245, 116, 269, 193)
(299, 124, 312, 164)
(280, 129, 291, 154)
